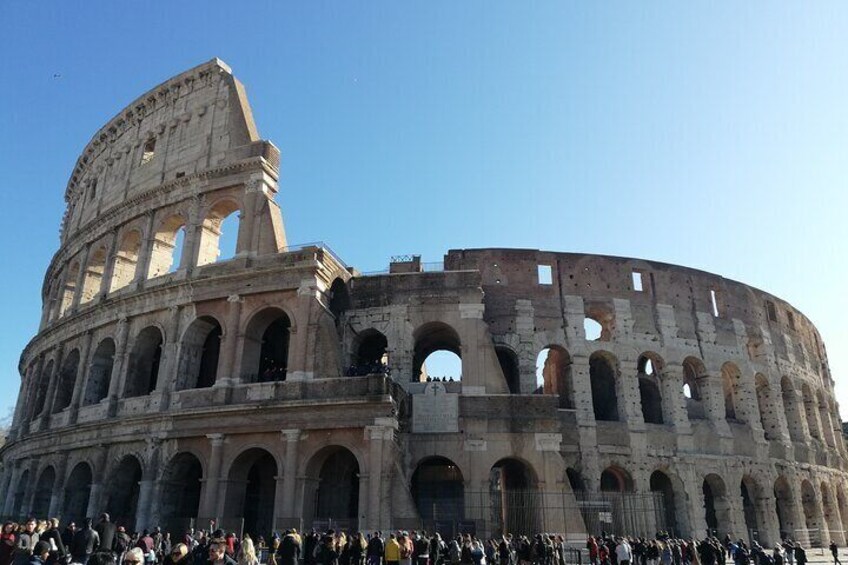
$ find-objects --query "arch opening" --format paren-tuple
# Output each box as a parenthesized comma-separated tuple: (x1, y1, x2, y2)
(62, 462, 93, 525)
(774, 476, 796, 540)
(496, 346, 520, 394)
(12, 470, 29, 517)
(59, 261, 81, 317)
(349, 329, 388, 377)
(104, 456, 143, 530)
(600, 466, 634, 493)
(802, 385, 821, 440)
(536, 346, 573, 408)
(80, 245, 108, 305)
(31, 360, 54, 420)
(124, 326, 163, 398)
(637, 354, 664, 425)
(741, 476, 761, 542)
(721, 363, 743, 423)
(306, 447, 360, 530)
(781, 377, 804, 442)
(755, 374, 779, 440)
(159, 453, 203, 536)
(682, 357, 705, 420)
(243, 308, 291, 383)
(32, 467, 56, 518)
(411, 457, 465, 538)
(590, 352, 619, 421)
(489, 458, 540, 537)
(413, 323, 461, 383)
(224, 448, 277, 541)
(148, 215, 187, 278)
(702, 474, 731, 538)
(649, 470, 678, 535)
(84, 338, 115, 406)
(53, 349, 80, 413)
(177, 317, 222, 390)
(197, 201, 240, 266)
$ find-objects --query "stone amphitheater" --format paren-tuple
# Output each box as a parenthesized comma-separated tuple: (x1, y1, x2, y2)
(2, 58, 846, 546)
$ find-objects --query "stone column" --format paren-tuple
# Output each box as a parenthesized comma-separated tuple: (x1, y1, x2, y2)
(0, 466, 15, 516)
(98, 229, 120, 300)
(365, 425, 393, 529)
(133, 212, 156, 285)
(2, 463, 22, 516)
(41, 345, 66, 427)
(135, 438, 161, 529)
(701, 372, 732, 437)
(287, 278, 319, 381)
(48, 453, 70, 517)
(280, 429, 301, 520)
(569, 355, 601, 486)
(68, 331, 94, 424)
(663, 363, 694, 450)
(156, 306, 182, 396)
(199, 434, 226, 519)
(70, 244, 92, 311)
(53, 263, 72, 320)
(107, 317, 131, 416)
(537, 435, 566, 534)
(216, 295, 243, 386)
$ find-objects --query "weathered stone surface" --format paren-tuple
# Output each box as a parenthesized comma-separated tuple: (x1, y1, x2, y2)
(2, 60, 846, 546)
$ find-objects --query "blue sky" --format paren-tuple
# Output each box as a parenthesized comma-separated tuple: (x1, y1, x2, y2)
(1, 2, 846, 419)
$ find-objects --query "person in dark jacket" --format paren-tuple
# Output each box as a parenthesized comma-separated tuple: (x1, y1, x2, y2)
(367, 533, 383, 565)
(29, 542, 51, 565)
(278, 531, 301, 565)
(15, 519, 40, 565)
(61, 525, 76, 555)
(39, 519, 66, 565)
(93, 516, 116, 556)
(206, 539, 237, 565)
(71, 518, 101, 565)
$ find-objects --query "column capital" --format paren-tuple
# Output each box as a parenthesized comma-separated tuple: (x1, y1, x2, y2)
(364, 425, 394, 441)
(206, 433, 225, 446)
(281, 429, 301, 442)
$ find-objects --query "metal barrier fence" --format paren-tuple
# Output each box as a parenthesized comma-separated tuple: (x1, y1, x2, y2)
(408, 489, 669, 541)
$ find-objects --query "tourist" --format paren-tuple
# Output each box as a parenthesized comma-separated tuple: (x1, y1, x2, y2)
(94, 516, 116, 557)
(617, 538, 633, 565)
(15, 519, 40, 565)
(88, 551, 117, 565)
(29, 542, 51, 565)
(164, 544, 189, 565)
(206, 540, 236, 565)
(278, 530, 301, 565)
(367, 532, 383, 565)
(398, 534, 412, 565)
(0, 523, 16, 565)
(413, 533, 429, 565)
(71, 518, 101, 565)
(236, 538, 258, 565)
(40, 519, 65, 565)
(61, 525, 76, 555)
(384, 534, 400, 565)
(831, 542, 841, 565)
(780, 542, 793, 565)
(124, 548, 146, 565)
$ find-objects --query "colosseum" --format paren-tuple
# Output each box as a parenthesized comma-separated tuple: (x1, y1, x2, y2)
(2, 58, 846, 547)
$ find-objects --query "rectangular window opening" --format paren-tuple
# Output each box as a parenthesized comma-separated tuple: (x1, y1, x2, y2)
(632, 271, 644, 292)
(537, 264, 553, 285)
(766, 300, 777, 322)
(787, 311, 796, 330)
(710, 289, 720, 317)
(141, 138, 156, 165)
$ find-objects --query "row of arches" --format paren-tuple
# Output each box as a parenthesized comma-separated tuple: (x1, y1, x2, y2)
(25, 308, 294, 422)
(51, 199, 241, 321)
(10, 445, 361, 540)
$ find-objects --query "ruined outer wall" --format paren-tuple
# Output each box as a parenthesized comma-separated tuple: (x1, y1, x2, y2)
(2, 60, 847, 547)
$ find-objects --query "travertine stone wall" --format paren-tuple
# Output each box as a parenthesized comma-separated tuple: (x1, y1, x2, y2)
(2, 60, 846, 546)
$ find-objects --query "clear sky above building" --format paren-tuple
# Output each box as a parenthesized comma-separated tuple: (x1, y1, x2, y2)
(1, 2, 846, 421)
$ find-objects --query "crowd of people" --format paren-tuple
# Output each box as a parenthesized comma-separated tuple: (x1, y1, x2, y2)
(0, 517, 842, 565)
(344, 363, 391, 377)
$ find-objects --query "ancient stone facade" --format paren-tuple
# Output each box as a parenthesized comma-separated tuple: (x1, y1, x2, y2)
(2, 59, 847, 546)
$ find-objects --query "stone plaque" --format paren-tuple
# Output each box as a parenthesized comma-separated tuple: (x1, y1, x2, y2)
(413, 382, 459, 433)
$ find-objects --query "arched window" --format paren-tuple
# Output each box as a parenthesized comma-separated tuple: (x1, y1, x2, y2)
(600, 466, 633, 492)
(110, 230, 142, 292)
(83, 338, 115, 406)
(52, 349, 80, 413)
(147, 215, 186, 278)
(495, 346, 520, 394)
(350, 329, 389, 376)
(79, 244, 108, 305)
(242, 308, 291, 383)
(637, 353, 664, 424)
(650, 470, 681, 534)
(124, 326, 163, 398)
(32, 467, 55, 518)
(159, 453, 203, 537)
(197, 200, 240, 266)
(721, 363, 743, 423)
(31, 360, 54, 420)
(104, 456, 143, 530)
(328, 278, 350, 326)
(682, 357, 705, 420)
(817, 392, 835, 447)
(177, 317, 222, 390)
(535, 346, 573, 408)
(413, 322, 462, 382)
(740, 476, 762, 539)
(490, 458, 540, 536)
(62, 462, 93, 524)
(702, 474, 731, 537)
(774, 476, 797, 540)
(590, 351, 619, 421)
(304, 447, 361, 530)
